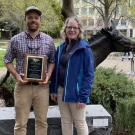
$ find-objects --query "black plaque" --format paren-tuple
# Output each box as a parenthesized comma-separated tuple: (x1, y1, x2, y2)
(24, 55, 47, 82)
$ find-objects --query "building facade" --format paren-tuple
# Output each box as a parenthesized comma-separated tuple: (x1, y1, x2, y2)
(74, 0, 135, 38)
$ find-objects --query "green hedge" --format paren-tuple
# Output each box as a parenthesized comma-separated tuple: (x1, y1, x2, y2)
(115, 98, 135, 135)
(92, 68, 135, 134)
(0, 74, 15, 93)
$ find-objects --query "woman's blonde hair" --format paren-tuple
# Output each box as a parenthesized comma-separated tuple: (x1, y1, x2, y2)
(61, 16, 83, 39)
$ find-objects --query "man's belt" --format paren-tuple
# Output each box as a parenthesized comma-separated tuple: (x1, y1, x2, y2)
(27, 82, 39, 85)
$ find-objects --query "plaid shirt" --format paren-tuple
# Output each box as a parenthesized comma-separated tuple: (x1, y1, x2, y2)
(4, 32, 55, 75)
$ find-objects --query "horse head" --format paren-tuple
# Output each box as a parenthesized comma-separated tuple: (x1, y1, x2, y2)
(101, 28, 135, 52)
(90, 27, 135, 67)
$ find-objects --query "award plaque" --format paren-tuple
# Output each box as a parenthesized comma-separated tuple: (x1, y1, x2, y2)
(24, 54, 47, 82)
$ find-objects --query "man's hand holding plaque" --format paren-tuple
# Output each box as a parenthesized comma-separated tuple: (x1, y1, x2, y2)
(38, 72, 50, 85)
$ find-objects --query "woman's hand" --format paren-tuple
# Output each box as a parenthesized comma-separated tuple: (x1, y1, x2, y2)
(50, 94, 58, 102)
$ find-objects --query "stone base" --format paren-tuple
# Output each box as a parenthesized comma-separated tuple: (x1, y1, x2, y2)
(0, 105, 112, 135)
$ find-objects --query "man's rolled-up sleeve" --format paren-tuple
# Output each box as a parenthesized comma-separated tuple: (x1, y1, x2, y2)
(4, 39, 16, 64)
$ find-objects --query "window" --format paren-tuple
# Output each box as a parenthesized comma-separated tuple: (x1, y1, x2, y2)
(88, 19, 94, 26)
(121, 19, 127, 26)
(120, 29, 127, 36)
(87, 0, 95, 3)
(96, 18, 103, 26)
(88, 7, 94, 15)
(130, 29, 133, 37)
(81, 19, 87, 26)
(111, 19, 119, 26)
(74, 8, 79, 15)
(81, 7, 87, 16)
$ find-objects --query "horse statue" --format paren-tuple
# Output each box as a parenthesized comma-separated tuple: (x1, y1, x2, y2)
(90, 27, 135, 67)
(1, 27, 135, 106)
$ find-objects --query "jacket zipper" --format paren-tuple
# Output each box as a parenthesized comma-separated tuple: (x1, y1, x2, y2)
(64, 58, 70, 101)
(63, 47, 84, 101)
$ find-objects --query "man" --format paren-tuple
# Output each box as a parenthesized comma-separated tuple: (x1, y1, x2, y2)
(4, 6, 55, 135)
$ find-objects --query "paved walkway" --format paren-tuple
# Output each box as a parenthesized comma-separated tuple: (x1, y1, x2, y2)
(98, 54, 135, 82)
(0, 68, 6, 78)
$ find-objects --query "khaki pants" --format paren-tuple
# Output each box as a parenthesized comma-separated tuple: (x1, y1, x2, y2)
(14, 83, 49, 135)
(58, 87, 88, 135)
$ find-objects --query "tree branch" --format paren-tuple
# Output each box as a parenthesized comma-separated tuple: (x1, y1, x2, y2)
(83, 0, 98, 7)
(108, 7, 116, 21)
(108, 0, 115, 8)
(98, 0, 105, 6)
(83, 0, 104, 14)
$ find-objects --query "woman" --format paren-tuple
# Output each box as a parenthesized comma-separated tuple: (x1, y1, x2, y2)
(50, 16, 94, 135)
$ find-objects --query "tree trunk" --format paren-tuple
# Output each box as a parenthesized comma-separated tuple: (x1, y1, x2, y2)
(104, 2, 110, 27)
(62, 0, 74, 19)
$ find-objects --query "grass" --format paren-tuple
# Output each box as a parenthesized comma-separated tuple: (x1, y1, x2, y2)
(0, 50, 6, 68)
(0, 40, 8, 68)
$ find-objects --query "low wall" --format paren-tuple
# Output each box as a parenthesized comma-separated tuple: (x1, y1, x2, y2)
(0, 105, 112, 135)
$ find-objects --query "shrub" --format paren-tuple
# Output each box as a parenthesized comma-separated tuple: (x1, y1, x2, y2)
(0, 74, 15, 106)
(115, 98, 135, 135)
(0, 74, 15, 93)
(92, 68, 135, 113)
(92, 67, 135, 134)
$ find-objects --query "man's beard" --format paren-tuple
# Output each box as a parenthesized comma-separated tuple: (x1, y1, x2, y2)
(28, 28, 38, 32)
(27, 22, 39, 32)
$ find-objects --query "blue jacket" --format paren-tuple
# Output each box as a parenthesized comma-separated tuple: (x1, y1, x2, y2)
(50, 39, 94, 104)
